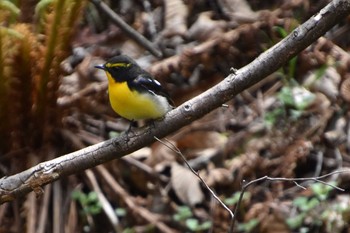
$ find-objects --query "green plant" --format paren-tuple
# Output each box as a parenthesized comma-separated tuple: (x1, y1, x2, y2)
(237, 218, 259, 233)
(311, 182, 335, 201)
(286, 182, 348, 233)
(186, 218, 212, 232)
(274, 26, 298, 80)
(173, 206, 192, 221)
(115, 207, 127, 217)
(321, 201, 350, 233)
(287, 196, 321, 230)
(71, 190, 102, 216)
(224, 191, 251, 206)
(264, 84, 315, 127)
(173, 206, 212, 232)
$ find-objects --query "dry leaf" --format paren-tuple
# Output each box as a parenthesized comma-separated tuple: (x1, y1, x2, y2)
(163, 0, 188, 37)
(189, 148, 225, 170)
(270, 139, 313, 177)
(203, 167, 233, 187)
(217, 0, 258, 23)
(245, 201, 290, 233)
(188, 12, 227, 41)
(324, 117, 347, 147)
(146, 140, 177, 167)
(303, 66, 341, 101)
(176, 131, 227, 151)
(340, 75, 350, 103)
(170, 162, 204, 206)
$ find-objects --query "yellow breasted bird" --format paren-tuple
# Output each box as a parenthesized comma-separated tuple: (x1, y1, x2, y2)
(95, 55, 173, 121)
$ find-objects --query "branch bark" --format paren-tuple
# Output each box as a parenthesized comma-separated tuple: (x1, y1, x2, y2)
(1, 0, 350, 204)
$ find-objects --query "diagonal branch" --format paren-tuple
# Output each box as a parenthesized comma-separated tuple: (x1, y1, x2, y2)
(90, 0, 162, 58)
(1, 0, 350, 204)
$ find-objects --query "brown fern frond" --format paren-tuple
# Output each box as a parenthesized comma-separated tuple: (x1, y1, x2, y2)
(45, 0, 87, 103)
(0, 28, 8, 153)
(12, 24, 44, 149)
(0, 0, 87, 153)
(33, 0, 87, 145)
(0, 27, 22, 153)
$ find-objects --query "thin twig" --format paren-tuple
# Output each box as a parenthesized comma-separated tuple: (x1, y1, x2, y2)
(37, 185, 51, 233)
(95, 165, 178, 233)
(154, 136, 349, 233)
(293, 181, 307, 190)
(90, 0, 162, 58)
(85, 169, 121, 232)
(154, 136, 235, 233)
(230, 170, 348, 230)
(53, 181, 62, 233)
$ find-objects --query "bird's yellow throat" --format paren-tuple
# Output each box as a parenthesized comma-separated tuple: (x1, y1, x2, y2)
(106, 72, 169, 120)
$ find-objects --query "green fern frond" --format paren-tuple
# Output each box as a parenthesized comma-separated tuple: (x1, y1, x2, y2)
(0, 0, 20, 23)
(12, 24, 43, 149)
(34, 0, 54, 32)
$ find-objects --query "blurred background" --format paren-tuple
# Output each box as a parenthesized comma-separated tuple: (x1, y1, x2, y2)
(0, 0, 350, 232)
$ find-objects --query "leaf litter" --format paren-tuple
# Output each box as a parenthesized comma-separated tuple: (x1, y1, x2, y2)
(1, 0, 350, 232)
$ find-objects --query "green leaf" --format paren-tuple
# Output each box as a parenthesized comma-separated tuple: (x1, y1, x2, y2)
(238, 219, 259, 232)
(300, 227, 311, 233)
(288, 56, 298, 79)
(311, 182, 335, 201)
(115, 207, 127, 217)
(88, 204, 102, 215)
(286, 213, 306, 229)
(264, 107, 285, 126)
(87, 191, 98, 202)
(173, 206, 192, 221)
(198, 221, 212, 230)
(278, 86, 295, 106)
(186, 218, 199, 231)
(274, 26, 288, 38)
(278, 86, 315, 111)
(292, 196, 320, 212)
(292, 196, 308, 208)
(122, 228, 135, 233)
(292, 87, 315, 110)
(34, 0, 54, 23)
(71, 190, 87, 204)
(109, 131, 121, 139)
(224, 192, 251, 205)
(0, 0, 20, 22)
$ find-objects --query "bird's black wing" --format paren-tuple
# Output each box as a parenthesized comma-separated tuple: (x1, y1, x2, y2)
(130, 74, 174, 105)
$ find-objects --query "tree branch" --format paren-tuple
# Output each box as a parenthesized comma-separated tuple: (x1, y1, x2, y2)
(1, 0, 350, 204)
(90, 0, 162, 58)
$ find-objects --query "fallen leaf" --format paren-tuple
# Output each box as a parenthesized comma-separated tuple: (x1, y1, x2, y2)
(171, 162, 204, 206)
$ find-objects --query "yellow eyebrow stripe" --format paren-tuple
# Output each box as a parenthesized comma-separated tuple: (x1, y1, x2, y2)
(105, 63, 131, 68)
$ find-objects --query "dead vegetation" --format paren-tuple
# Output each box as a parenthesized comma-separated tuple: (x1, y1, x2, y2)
(0, 0, 350, 232)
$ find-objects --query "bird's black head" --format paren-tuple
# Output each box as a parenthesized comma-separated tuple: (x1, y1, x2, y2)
(95, 55, 140, 82)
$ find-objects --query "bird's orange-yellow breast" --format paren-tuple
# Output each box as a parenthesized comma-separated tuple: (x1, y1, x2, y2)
(106, 72, 169, 120)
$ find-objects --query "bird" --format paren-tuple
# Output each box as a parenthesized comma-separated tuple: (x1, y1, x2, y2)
(95, 55, 173, 121)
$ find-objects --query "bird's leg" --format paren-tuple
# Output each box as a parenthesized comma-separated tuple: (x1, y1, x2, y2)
(149, 119, 156, 130)
(145, 119, 158, 135)
(125, 120, 137, 141)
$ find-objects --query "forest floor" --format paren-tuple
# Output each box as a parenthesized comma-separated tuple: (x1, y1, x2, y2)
(1, 0, 350, 233)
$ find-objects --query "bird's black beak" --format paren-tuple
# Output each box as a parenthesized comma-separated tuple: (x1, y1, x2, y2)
(94, 64, 105, 70)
